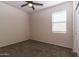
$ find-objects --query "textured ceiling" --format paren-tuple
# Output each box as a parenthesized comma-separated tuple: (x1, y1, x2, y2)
(2, 1, 65, 14)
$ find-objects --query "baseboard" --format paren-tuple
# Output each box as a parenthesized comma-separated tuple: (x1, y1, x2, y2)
(30, 39, 72, 49)
(0, 38, 29, 48)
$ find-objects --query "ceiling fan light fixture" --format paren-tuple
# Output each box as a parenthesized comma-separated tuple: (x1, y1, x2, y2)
(21, 1, 43, 10)
(28, 3, 33, 7)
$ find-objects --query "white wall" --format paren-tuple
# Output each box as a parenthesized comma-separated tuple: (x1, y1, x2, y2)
(0, 2, 30, 47)
(73, 1, 77, 53)
(30, 2, 73, 48)
(76, 6, 79, 56)
(73, 1, 79, 56)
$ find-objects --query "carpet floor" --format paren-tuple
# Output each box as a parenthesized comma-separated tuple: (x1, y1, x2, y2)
(0, 39, 77, 57)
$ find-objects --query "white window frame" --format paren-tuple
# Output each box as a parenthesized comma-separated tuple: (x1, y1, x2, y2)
(52, 10, 67, 33)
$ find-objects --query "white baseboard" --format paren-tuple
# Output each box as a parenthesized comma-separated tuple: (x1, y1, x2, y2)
(0, 38, 29, 48)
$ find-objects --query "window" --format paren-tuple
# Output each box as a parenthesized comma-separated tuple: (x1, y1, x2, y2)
(52, 10, 67, 33)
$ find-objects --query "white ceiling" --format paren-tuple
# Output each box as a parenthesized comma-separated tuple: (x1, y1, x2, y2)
(2, 1, 65, 14)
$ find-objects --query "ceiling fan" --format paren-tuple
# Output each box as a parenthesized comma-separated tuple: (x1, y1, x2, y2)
(21, 1, 43, 10)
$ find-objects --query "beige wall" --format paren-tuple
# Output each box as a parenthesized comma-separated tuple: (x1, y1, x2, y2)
(30, 2, 73, 48)
(0, 2, 30, 47)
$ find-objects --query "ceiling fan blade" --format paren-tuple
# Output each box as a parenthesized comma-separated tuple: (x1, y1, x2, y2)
(32, 6, 35, 10)
(21, 3, 28, 7)
(32, 2, 43, 6)
(25, 1, 33, 3)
